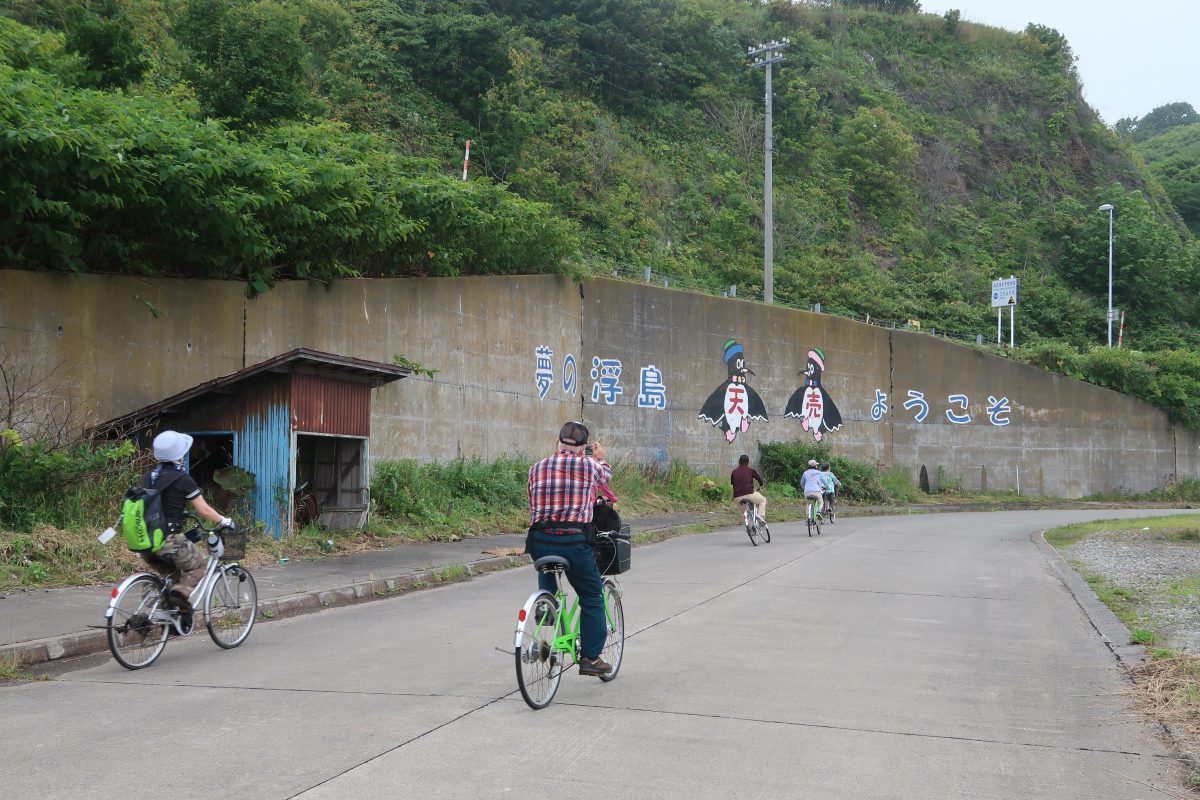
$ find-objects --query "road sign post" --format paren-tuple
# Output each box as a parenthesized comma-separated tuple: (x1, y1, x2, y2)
(991, 277, 1019, 348)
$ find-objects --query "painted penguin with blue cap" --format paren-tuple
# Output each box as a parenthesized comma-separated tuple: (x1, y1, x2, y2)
(784, 347, 843, 442)
(699, 338, 768, 443)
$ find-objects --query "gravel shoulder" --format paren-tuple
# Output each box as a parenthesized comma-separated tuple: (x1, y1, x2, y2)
(1066, 528, 1200, 651)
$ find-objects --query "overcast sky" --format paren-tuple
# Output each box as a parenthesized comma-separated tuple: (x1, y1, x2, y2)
(917, 1, 1199, 125)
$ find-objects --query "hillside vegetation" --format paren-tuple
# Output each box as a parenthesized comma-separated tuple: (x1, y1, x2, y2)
(1126, 103, 1200, 239)
(3, 1, 1200, 412)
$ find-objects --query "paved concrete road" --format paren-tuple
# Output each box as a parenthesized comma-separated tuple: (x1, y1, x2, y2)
(2, 511, 1191, 799)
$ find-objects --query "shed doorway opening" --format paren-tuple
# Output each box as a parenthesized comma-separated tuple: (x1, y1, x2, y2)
(189, 434, 235, 508)
(295, 434, 368, 529)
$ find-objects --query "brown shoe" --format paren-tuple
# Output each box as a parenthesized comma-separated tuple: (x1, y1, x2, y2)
(168, 588, 194, 615)
(578, 656, 613, 676)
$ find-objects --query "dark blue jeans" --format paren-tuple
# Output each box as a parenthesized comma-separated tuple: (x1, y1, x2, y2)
(527, 532, 607, 659)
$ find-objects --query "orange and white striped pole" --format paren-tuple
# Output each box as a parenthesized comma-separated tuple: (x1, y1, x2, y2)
(1117, 310, 1125, 349)
(462, 140, 471, 181)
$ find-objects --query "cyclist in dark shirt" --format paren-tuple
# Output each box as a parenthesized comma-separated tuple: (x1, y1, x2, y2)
(731, 455, 767, 524)
(140, 431, 234, 612)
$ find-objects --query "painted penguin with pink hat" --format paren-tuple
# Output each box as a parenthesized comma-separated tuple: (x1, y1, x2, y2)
(699, 338, 769, 443)
(784, 347, 843, 441)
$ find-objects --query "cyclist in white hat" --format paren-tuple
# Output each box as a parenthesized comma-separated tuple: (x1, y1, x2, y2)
(139, 430, 235, 613)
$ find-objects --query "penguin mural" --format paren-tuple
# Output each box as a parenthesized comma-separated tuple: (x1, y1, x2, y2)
(698, 339, 768, 443)
(784, 347, 843, 441)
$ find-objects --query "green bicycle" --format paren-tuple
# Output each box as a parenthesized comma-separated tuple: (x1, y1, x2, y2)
(514, 541, 625, 710)
(805, 495, 822, 537)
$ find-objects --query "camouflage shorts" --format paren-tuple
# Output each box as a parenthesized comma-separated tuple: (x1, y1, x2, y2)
(142, 532, 206, 576)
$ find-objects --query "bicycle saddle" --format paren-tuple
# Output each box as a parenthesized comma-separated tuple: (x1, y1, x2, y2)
(533, 555, 570, 573)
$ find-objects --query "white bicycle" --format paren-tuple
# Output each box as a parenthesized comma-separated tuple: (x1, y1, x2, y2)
(105, 514, 257, 669)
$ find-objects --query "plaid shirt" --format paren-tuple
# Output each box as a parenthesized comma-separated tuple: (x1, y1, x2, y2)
(528, 450, 613, 526)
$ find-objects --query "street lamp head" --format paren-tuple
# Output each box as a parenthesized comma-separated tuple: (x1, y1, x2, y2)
(1098, 203, 1113, 212)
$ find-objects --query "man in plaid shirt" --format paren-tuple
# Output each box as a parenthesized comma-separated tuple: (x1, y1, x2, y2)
(527, 421, 614, 676)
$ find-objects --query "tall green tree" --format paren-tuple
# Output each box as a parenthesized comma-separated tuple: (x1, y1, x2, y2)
(1117, 102, 1199, 142)
(1055, 187, 1200, 340)
(175, 0, 311, 126)
(63, 0, 149, 88)
(1138, 123, 1200, 236)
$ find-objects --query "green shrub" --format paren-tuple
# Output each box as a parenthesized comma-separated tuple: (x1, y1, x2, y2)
(936, 465, 965, 494)
(0, 434, 139, 531)
(830, 457, 893, 504)
(879, 466, 921, 504)
(758, 440, 830, 491)
(1149, 478, 1200, 503)
(759, 440, 895, 504)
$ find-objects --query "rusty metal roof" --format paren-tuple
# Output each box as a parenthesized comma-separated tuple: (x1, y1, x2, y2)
(95, 349, 409, 434)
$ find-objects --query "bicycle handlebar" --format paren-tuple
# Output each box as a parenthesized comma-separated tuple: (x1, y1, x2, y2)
(594, 527, 631, 540)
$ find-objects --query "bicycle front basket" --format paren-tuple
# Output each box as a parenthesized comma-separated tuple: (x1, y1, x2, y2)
(220, 529, 247, 561)
(594, 525, 632, 575)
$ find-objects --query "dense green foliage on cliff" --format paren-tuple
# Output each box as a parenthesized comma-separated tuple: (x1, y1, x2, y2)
(2, 1, 1198, 353)
(1127, 103, 1200, 239)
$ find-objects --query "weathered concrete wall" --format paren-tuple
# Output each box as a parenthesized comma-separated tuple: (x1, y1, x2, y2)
(1, 269, 1193, 497)
(579, 279, 1184, 495)
(243, 276, 583, 461)
(0, 270, 244, 421)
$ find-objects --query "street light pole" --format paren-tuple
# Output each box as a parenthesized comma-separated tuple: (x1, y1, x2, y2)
(749, 39, 787, 304)
(1098, 203, 1114, 347)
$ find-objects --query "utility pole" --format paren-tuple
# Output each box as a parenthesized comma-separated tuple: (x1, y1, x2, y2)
(749, 38, 788, 305)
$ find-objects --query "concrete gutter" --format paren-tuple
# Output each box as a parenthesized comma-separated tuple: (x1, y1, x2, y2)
(1032, 528, 1145, 666)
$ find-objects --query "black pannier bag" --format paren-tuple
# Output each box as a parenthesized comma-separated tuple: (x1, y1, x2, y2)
(592, 499, 621, 534)
(594, 524, 632, 575)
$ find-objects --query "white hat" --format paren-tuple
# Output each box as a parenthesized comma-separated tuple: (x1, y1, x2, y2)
(153, 430, 193, 463)
(807, 459, 819, 467)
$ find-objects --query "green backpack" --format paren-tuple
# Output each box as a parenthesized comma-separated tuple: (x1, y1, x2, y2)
(120, 472, 183, 553)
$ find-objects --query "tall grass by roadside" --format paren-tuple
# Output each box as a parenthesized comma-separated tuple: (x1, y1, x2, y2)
(1147, 478, 1200, 505)
(369, 456, 744, 537)
(370, 444, 959, 541)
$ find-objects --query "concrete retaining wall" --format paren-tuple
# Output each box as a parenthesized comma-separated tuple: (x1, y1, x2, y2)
(1, 269, 1191, 496)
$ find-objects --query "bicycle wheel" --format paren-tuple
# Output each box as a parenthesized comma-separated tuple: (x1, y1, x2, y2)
(758, 522, 771, 543)
(205, 565, 257, 649)
(515, 591, 563, 709)
(107, 575, 169, 669)
(814, 515, 822, 536)
(745, 513, 758, 546)
(599, 580, 625, 683)
(806, 515, 813, 537)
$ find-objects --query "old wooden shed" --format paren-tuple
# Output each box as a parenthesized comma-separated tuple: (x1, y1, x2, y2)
(101, 349, 409, 538)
